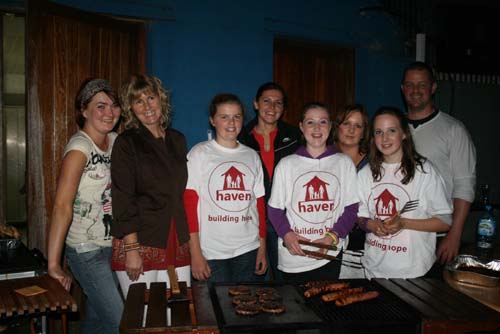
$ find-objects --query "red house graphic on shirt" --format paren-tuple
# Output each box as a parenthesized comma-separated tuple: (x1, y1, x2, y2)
(220, 166, 246, 191)
(374, 189, 399, 217)
(302, 176, 330, 201)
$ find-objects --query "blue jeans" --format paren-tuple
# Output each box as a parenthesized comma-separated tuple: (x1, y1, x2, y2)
(207, 249, 265, 283)
(66, 246, 123, 334)
(266, 223, 283, 281)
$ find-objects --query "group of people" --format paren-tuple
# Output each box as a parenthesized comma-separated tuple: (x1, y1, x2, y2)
(47, 61, 476, 333)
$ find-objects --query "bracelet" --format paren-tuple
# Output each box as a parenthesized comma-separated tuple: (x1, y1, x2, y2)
(123, 242, 140, 251)
(124, 246, 140, 252)
(324, 231, 339, 246)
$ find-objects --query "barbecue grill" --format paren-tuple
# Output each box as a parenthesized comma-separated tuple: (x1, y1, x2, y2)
(121, 278, 500, 334)
(209, 280, 420, 334)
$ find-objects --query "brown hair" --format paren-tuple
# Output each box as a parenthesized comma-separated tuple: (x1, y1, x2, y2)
(332, 104, 369, 154)
(209, 93, 245, 119)
(369, 106, 425, 185)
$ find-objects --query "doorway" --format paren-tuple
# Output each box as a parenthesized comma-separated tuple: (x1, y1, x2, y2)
(273, 38, 355, 126)
(1, 13, 26, 243)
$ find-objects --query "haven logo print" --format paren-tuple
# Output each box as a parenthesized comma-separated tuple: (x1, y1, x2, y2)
(209, 162, 254, 212)
(292, 172, 339, 224)
(368, 183, 410, 239)
(374, 189, 399, 218)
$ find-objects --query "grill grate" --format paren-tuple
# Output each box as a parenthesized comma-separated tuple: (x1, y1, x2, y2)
(297, 279, 420, 332)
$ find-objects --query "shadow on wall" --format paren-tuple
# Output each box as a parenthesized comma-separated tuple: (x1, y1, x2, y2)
(435, 77, 500, 245)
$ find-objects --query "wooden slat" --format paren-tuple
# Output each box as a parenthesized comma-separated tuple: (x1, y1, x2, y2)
(120, 282, 146, 332)
(170, 281, 191, 327)
(145, 282, 167, 329)
(412, 278, 494, 318)
(373, 278, 443, 319)
(1, 292, 15, 317)
(191, 282, 218, 331)
(170, 301, 191, 327)
(394, 279, 468, 319)
(9, 279, 30, 315)
(6, 281, 24, 316)
(375, 278, 500, 334)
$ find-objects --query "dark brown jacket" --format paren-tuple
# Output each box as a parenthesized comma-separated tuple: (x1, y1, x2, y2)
(110, 125, 189, 248)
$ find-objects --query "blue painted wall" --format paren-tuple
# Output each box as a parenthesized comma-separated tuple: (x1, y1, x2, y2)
(41, 1, 412, 147)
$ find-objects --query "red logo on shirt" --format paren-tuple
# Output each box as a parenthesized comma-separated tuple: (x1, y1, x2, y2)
(209, 162, 254, 212)
(216, 166, 251, 201)
(368, 183, 411, 239)
(292, 172, 339, 224)
(374, 189, 399, 218)
(298, 176, 334, 213)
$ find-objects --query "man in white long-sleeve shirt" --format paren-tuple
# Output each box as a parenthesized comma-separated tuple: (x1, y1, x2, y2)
(401, 61, 476, 264)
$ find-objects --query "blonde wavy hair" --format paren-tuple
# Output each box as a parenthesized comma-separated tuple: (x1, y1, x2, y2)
(119, 73, 171, 129)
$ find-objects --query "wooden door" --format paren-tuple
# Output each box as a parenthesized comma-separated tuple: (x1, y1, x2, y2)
(273, 38, 355, 127)
(26, 0, 145, 253)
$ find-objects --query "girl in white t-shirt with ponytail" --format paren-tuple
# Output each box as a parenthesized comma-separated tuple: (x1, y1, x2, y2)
(184, 93, 267, 283)
(357, 106, 452, 279)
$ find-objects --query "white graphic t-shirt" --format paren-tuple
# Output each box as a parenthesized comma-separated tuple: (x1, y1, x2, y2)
(358, 161, 452, 279)
(186, 140, 265, 260)
(64, 131, 117, 248)
(268, 152, 358, 273)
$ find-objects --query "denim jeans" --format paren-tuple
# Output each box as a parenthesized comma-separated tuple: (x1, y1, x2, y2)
(66, 246, 123, 334)
(207, 249, 265, 283)
(266, 223, 283, 281)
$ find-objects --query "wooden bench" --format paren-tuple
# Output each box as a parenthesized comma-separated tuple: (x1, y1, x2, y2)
(0, 275, 77, 334)
(120, 281, 219, 334)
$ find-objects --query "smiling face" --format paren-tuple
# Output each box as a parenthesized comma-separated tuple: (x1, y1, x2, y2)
(131, 91, 162, 130)
(82, 92, 121, 135)
(253, 89, 284, 126)
(373, 114, 406, 163)
(401, 69, 436, 116)
(300, 106, 332, 156)
(337, 110, 365, 148)
(210, 102, 243, 148)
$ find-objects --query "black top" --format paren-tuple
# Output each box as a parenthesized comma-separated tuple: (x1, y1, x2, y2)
(238, 118, 301, 202)
(110, 125, 189, 248)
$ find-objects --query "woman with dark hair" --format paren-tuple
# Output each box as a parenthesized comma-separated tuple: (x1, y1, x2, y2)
(185, 93, 267, 283)
(47, 78, 123, 333)
(110, 74, 190, 297)
(332, 104, 369, 278)
(268, 102, 359, 282)
(357, 106, 452, 278)
(238, 82, 301, 280)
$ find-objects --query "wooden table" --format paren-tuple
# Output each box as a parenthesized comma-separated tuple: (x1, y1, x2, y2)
(0, 275, 77, 334)
(120, 281, 219, 334)
(444, 270, 500, 312)
(374, 278, 500, 334)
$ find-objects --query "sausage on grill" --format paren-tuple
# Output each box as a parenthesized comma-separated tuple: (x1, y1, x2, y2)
(321, 287, 365, 302)
(335, 291, 380, 307)
(304, 282, 350, 298)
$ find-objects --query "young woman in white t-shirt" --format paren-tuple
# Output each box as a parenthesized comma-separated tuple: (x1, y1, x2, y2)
(267, 103, 359, 282)
(184, 93, 267, 283)
(357, 106, 452, 279)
